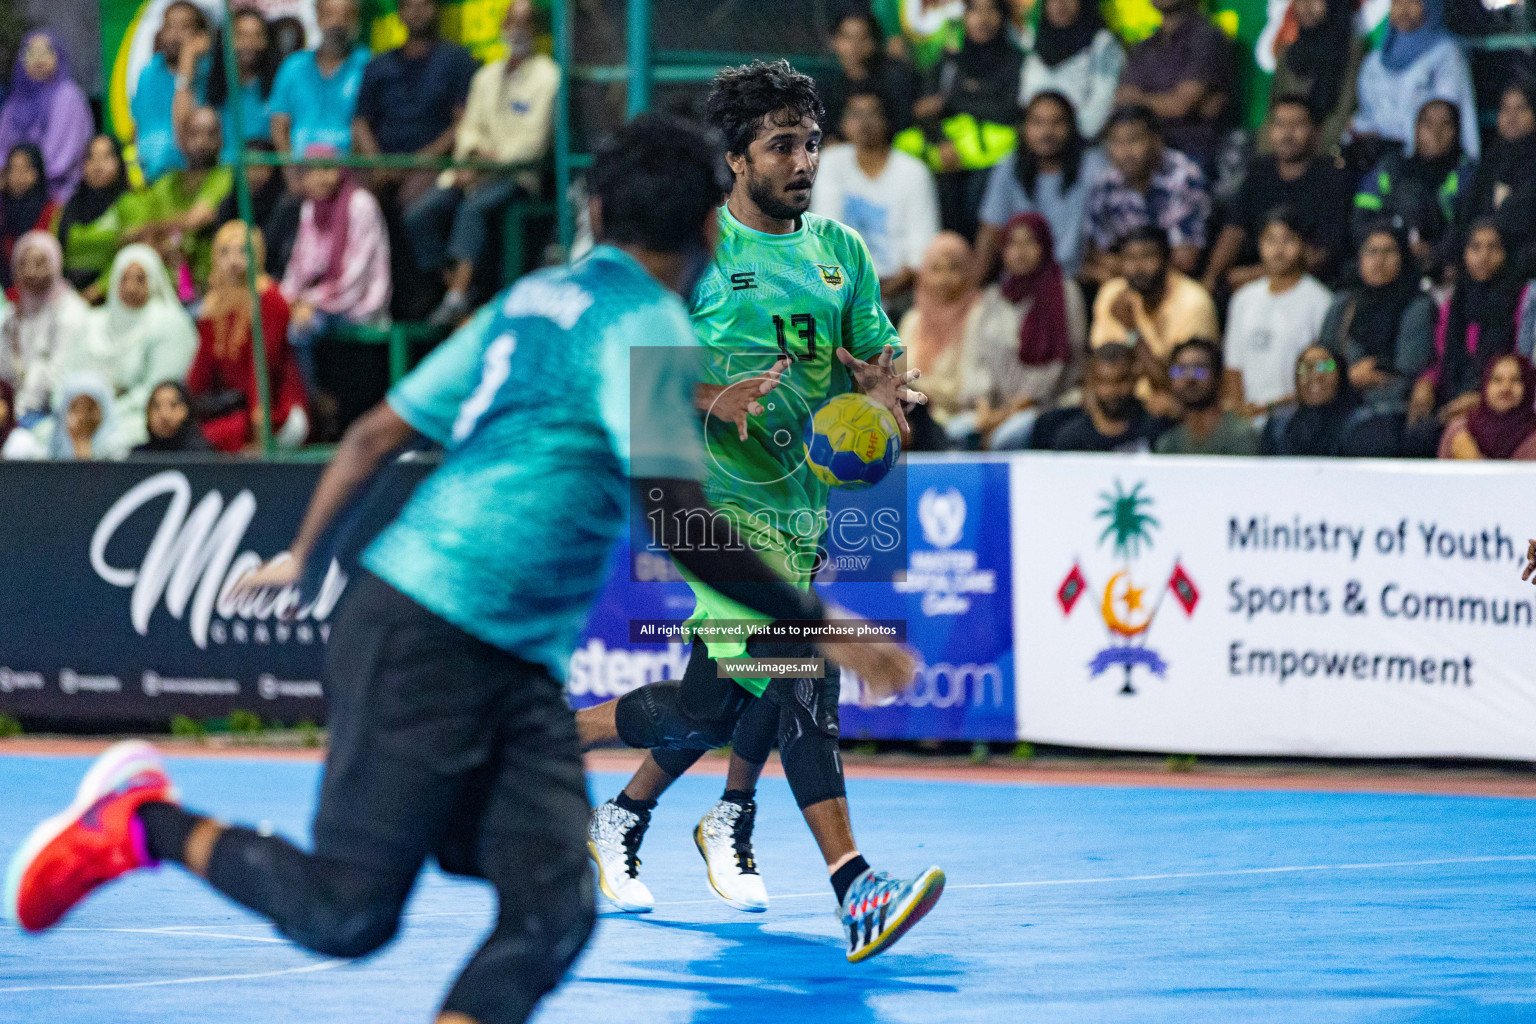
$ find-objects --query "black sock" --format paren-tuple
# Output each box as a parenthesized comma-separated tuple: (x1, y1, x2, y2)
(136, 801, 201, 864)
(831, 855, 871, 905)
(722, 788, 755, 804)
(613, 791, 656, 816)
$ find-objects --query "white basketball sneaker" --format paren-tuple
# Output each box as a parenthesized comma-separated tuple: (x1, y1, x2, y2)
(693, 795, 769, 912)
(587, 798, 655, 913)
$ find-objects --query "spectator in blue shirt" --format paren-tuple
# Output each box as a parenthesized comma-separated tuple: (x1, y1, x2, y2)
(171, 9, 281, 166)
(131, 1, 212, 182)
(269, 0, 370, 159)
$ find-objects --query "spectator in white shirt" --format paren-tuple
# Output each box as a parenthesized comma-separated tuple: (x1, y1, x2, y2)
(1224, 207, 1332, 414)
(811, 88, 939, 309)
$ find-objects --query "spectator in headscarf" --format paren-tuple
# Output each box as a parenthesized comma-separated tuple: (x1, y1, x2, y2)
(908, 0, 1025, 238)
(215, 140, 298, 278)
(818, 9, 920, 140)
(1450, 80, 1536, 275)
(1017, 0, 1124, 140)
(280, 144, 391, 391)
(1351, 99, 1471, 269)
(58, 134, 133, 292)
(1320, 221, 1434, 411)
(1407, 219, 1521, 449)
(962, 213, 1087, 449)
(1438, 354, 1536, 460)
(899, 232, 979, 425)
(0, 144, 60, 289)
(1351, 0, 1477, 164)
(44, 371, 123, 459)
(1264, 0, 1361, 156)
(190, 221, 308, 452)
(0, 231, 90, 422)
(100, 245, 200, 448)
(1262, 345, 1360, 456)
(0, 31, 92, 205)
(131, 380, 212, 454)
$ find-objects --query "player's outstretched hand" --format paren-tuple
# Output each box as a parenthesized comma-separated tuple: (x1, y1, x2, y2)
(698, 357, 791, 441)
(835, 346, 926, 434)
(815, 609, 917, 706)
(1523, 539, 1536, 585)
(233, 552, 303, 598)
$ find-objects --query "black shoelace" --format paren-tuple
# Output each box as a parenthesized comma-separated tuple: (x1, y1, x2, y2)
(729, 798, 759, 875)
(623, 806, 651, 877)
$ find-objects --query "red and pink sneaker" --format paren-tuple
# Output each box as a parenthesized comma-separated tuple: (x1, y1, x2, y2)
(5, 740, 177, 932)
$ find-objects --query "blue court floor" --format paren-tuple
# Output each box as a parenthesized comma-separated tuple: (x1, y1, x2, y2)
(2, 754, 1536, 1023)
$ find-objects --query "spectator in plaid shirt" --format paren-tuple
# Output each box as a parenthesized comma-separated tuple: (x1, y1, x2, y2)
(1081, 105, 1209, 283)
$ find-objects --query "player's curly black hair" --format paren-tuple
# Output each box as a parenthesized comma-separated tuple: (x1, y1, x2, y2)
(589, 113, 730, 252)
(705, 60, 826, 158)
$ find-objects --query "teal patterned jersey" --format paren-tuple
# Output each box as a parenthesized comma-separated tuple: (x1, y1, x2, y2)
(362, 245, 706, 678)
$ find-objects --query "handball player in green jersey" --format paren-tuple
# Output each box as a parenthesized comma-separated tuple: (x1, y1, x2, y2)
(577, 61, 944, 963)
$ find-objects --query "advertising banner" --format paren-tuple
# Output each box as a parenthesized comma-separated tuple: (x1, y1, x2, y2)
(568, 458, 1017, 741)
(1010, 455, 1536, 759)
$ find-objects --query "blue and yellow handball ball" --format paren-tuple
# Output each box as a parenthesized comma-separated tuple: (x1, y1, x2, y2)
(803, 393, 901, 490)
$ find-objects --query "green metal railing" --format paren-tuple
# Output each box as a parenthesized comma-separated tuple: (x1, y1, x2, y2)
(218, 0, 832, 455)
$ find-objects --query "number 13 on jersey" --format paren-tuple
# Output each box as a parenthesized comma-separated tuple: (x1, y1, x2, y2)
(773, 313, 817, 361)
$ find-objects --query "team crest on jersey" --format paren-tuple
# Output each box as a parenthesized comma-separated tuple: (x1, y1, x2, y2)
(815, 264, 845, 290)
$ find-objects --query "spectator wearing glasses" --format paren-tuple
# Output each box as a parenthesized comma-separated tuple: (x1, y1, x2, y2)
(1261, 346, 1360, 456)
(0, 31, 92, 204)
(1082, 105, 1209, 282)
(1439, 354, 1536, 460)
(817, 9, 920, 141)
(1203, 94, 1352, 297)
(811, 88, 939, 310)
(1114, 0, 1235, 171)
(973, 91, 1096, 282)
(1154, 338, 1258, 454)
(1320, 221, 1434, 410)
(406, 0, 559, 328)
(1351, 0, 1477, 165)
(1351, 98, 1470, 271)
(1090, 225, 1218, 417)
(1017, 0, 1123, 140)
(1223, 208, 1332, 416)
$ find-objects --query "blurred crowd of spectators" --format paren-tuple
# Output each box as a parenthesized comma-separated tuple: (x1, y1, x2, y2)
(812, 0, 1536, 462)
(0, 0, 557, 458)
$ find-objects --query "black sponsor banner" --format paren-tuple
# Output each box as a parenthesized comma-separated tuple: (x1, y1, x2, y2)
(0, 458, 430, 724)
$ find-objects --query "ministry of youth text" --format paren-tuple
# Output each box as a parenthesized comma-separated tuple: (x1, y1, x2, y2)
(1228, 517, 1520, 563)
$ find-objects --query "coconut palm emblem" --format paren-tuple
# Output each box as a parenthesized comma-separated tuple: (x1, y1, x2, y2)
(1057, 481, 1200, 695)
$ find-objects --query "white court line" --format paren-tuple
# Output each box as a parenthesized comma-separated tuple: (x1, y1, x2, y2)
(0, 959, 341, 994)
(639, 853, 1536, 909)
(52, 925, 288, 944)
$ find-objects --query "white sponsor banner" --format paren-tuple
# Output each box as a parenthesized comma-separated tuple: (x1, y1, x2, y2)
(1010, 454, 1536, 759)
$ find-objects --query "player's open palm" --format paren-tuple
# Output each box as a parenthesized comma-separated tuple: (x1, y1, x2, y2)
(699, 357, 791, 441)
(818, 625, 918, 706)
(235, 553, 302, 598)
(835, 346, 925, 434)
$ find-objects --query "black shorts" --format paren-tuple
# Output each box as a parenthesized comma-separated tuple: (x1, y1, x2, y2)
(312, 570, 590, 880)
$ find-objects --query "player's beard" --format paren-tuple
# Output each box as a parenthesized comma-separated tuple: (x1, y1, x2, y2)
(746, 169, 811, 222)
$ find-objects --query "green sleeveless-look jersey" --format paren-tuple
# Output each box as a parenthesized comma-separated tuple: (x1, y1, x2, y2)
(683, 206, 901, 692)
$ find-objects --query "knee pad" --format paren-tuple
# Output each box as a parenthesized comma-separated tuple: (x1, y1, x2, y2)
(767, 673, 846, 809)
(614, 680, 747, 752)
